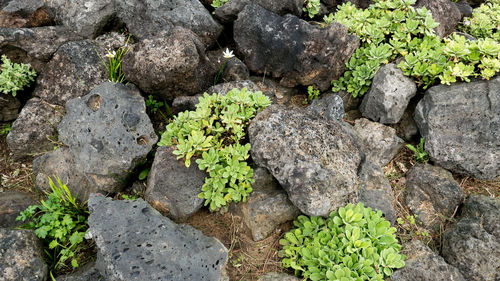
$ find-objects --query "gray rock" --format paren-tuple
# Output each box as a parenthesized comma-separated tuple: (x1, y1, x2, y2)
(455, 1, 473, 18)
(94, 32, 128, 52)
(307, 93, 344, 122)
(357, 158, 396, 223)
(145, 146, 206, 221)
(33, 40, 108, 106)
(172, 95, 201, 113)
(392, 240, 465, 281)
(405, 164, 464, 230)
(207, 49, 250, 83)
(234, 3, 359, 91)
(259, 272, 301, 281)
(251, 166, 280, 191)
(231, 189, 299, 241)
(360, 63, 417, 124)
(0, 191, 36, 228)
(88, 194, 228, 281)
(213, 0, 303, 23)
(392, 102, 419, 141)
(56, 261, 105, 281)
(33, 147, 95, 202)
(353, 118, 404, 167)
(122, 27, 216, 100)
(115, 0, 222, 47)
(0, 94, 20, 122)
(249, 105, 362, 216)
(0, 229, 47, 281)
(416, 0, 462, 38)
(6, 98, 64, 157)
(414, 77, 500, 180)
(207, 80, 261, 96)
(442, 195, 500, 281)
(46, 0, 115, 38)
(0, 26, 83, 72)
(0, 0, 54, 28)
(57, 82, 157, 194)
(336, 90, 361, 112)
(249, 77, 300, 106)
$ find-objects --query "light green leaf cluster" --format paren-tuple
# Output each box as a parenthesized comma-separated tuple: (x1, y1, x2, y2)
(406, 138, 429, 163)
(460, 0, 500, 41)
(211, 0, 230, 8)
(0, 55, 36, 97)
(304, 0, 321, 18)
(17, 177, 89, 272)
(330, 0, 440, 97)
(279, 203, 405, 281)
(158, 88, 271, 211)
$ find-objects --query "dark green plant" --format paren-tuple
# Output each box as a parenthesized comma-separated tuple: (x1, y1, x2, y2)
(279, 203, 405, 281)
(0, 123, 11, 135)
(158, 88, 271, 211)
(0, 55, 36, 97)
(16, 177, 89, 272)
(99, 36, 130, 83)
(406, 138, 429, 163)
(304, 0, 321, 18)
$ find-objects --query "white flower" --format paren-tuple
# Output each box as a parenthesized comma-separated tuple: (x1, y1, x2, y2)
(222, 48, 234, 59)
(105, 50, 116, 58)
(464, 20, 471, 26)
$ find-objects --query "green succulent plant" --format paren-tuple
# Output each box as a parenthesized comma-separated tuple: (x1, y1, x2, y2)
(211, 0, 230, 8)
(0, 55, 36, 97)
(158, 88, 271, 211)
(304, 0, 321, 18)
(460, 0, 500, 41)
(279, 202, 405, 281)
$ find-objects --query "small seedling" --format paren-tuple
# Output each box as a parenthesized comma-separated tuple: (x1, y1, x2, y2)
(406, 138, 429, 163)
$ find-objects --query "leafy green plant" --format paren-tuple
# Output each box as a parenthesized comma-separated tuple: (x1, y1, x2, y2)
(99, 36, 130, 83)
(406, 138, 429, 163)
(16, 177, 89, 273)
(460, 0, 500, 41)
(279, 203, 405, 280)
(303, 85, 320, 104)
(304, 0, 321, 18)
(158, 88, 271, 211)
(0, 55, 36, 96)
(211, 0, 230, 8)
(0, 123, 11, 135)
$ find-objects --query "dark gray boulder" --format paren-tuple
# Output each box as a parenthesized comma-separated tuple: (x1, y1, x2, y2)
(0, 94, 20, 121)
(357, 158, 396, 223)
(0, 190, 36, 228)
(0, 229, 47, 281)
(56, 82, 157, 194)
(249, 105, 362, 216)
(442, 195, 500, 281)
(33, 40, 108, 106)
(6, 98, 64, 157)
(360, 63, 417, 124)
(454, 1, 473, 18)
(213, 0, 303, 23)
(307, 93, 344, 122)
(145, 146, 206, 221)
(87, 194, 228, 281)
(234, 3, 359, 91)
(392, 240, 465, 281)
(231, 189, 299, 241)
(207, 49, 250, 83)
(353, 118, 404, 167)
(416, 0, 462, 38)
(207, 80, 261, 96)
(251, 166, 280, 191)
(259, 272, 301, 281)
(0, 0, 54, 28)
(0, 26, 82, 72)
(115, 0, 222, 47)
(414, 77, 500, 180)
(405, 164, 464, 230)
(122, 27, 216, 100)
(56, 261, 106, 281)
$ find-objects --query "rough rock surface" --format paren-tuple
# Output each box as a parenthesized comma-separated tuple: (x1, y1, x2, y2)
(123, 27, 216, 100)
(249, 105, 362, 216)
(207, 49, 250, 83)
(0, 0, 54, 28)
(442, 195, 500, 281)
(234, 3, 359, 91)
(357, 158, 396, 223)
(414, 77, 500, 180)
(231, 189, 299, 241)
(56, 261, 105, 281)
(251, 166, 280, 191)
(0, 26, 82, 72)
(145, 146, 206, 221)
(57, 82, 157, 194)
(213, 0, 303, 23)
(360, 63, 417, 124)
(259, 272, 301, 281)
(455, 1, 473, 18)
(6, 98, 64, 157)
(354, 118, 404, 167)
(405, 164, 464, 230)
(33, 40, 108, 106)
(392, 240, 465, 281)
(115, 0, 222, 46)
(88, 194, 228, 281)
(307, 94, 344, 122)
(0, 229, 47, 281)
(207, 80, 261, 96)
(0, 94, 20, 121)
(416, 0, 462, 38)
(0, 190, 36, 228)
(249, 77, 300, 106)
